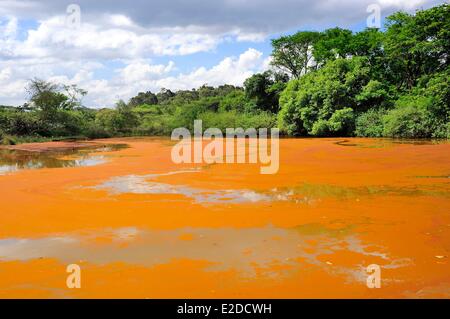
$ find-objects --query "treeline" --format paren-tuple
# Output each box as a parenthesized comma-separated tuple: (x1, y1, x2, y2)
(0, 80, 280, 145)
(0, 4, 448, 144)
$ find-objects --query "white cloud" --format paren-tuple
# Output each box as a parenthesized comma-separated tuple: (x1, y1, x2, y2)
(109, 14, 135, 28)
(0, 48, 268, 108)
(377, 0, 429, 9)
(156, 48, 267, 91)
(0, 15, 226, 62)
(97, 48, 267, 106)
(1, 0, 440, 34)
(119, 60, 175, 83)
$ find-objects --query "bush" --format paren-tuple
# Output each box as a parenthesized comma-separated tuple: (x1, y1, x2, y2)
(1, 135, 17, 145)
(311, 120, 330, 136)
(355, 108, 387, 137)
(328, 108, 355, 136)
(198, 111, 276, 132)
(237, 112, 277, 130)
(136, 114, 173, 136)
(84, 124, 112, 139)
(310, 108, 355, 137)
(383, 105, 431, 138)
(219, 91, 248, 113)
(5, 111, 42, 136)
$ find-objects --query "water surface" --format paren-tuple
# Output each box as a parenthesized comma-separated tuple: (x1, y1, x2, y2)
(0, 138, 448, 298)
(0, 143, 128, 175)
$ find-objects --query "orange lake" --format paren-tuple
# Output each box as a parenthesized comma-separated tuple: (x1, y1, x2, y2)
(0, 137, 449, 298)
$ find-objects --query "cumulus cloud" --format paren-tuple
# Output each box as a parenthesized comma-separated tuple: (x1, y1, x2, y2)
(91, 48, 268, 106)
(0, 15, 222, 60)
(0, 48, 268, 107)
(157, 48, 268, 90)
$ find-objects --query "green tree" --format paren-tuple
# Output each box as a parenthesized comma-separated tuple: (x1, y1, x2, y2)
(219, 90, 249, 113)
(271, 31, 320, 78)
(383, 102, 432, 138)
(26, 79, 86, 114)
(350, 28, 386, 79)
(350, 28, 384, 58)
(311, 108, 355, 137)
(384, 4, 449, 89)
(313, 28, 353, 66)
(355, 108, 387, 137)
(156, 88, 176, 104)
(278, 57, 372, 136)
(244, 71, 287, 113)
(25, 79, 87, 136)
(26, 79, 67, 118)
(128, 91, 158, 107)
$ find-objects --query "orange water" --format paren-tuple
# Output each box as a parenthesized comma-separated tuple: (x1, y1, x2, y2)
(0, 138, 449, 298)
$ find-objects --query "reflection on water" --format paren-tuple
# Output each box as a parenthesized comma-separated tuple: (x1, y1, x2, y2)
(0, 144, 128, 175)
(0, 226, 407, 282)
(294, 223, 356, 237)
(93, 170, 450, 204)
(334, 139, 448, 148)
(91, 168, 450, 205)
(335, 140, 371, 148)
(93, 170, 297, 204)
(414, 175, 450, 179)
(285, 183, 450, 200)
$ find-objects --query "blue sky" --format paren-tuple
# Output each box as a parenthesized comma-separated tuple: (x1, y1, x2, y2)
(0, 0, 444, 108)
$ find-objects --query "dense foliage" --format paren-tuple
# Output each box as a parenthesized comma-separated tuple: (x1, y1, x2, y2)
(277, 4, 449, 138)
(0, 4, 448, 144)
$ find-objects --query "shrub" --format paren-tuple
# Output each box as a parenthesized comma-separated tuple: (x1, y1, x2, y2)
(1, 135, 17, 145)
(310, 108, 355, 137)
(355, 108, 387, 137)
(383, 105, 431, 138)
(311, 120, 330, 137)
(84, 124, 112, 139)
(327, 108, 355, 136)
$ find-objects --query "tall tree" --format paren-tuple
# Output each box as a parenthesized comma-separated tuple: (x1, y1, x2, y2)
(313, 28, 354, 66)
(384, 4, 449, 89)
(244, 71, 288, 113)
(350, 28, 385, 80)
(26, 79, 86, 116)
(271, 31, 320, 78)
